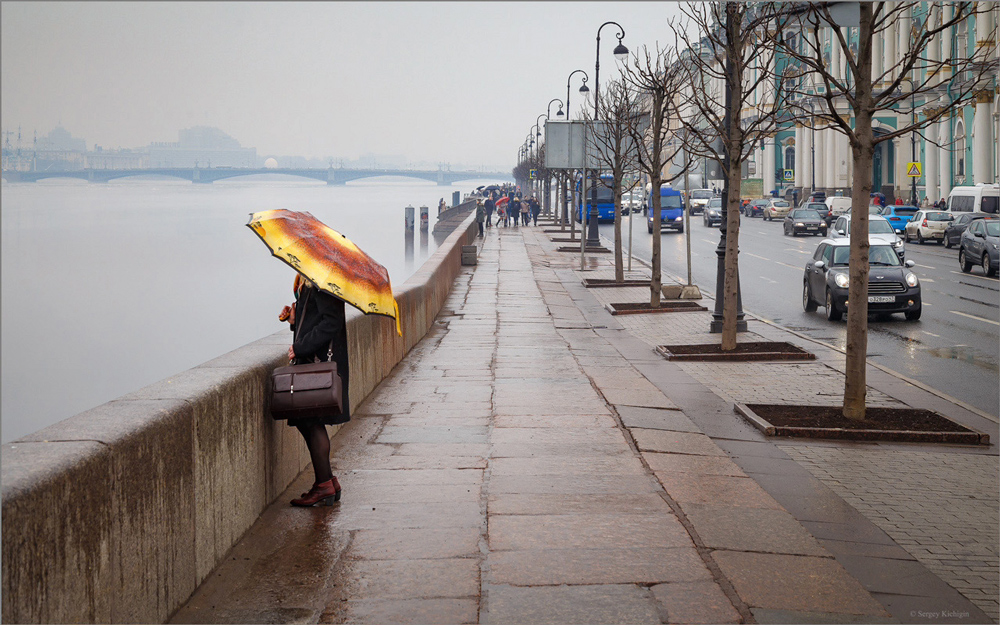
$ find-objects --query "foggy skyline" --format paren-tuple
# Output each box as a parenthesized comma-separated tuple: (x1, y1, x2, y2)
(2, 2, 688, 171)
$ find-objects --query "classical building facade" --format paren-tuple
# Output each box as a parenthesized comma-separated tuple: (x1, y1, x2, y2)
(775, 3, 998, 202)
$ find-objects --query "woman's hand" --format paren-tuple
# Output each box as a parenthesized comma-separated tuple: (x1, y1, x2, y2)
(288, 346, 296, 361)
(278, 304, 296, 324)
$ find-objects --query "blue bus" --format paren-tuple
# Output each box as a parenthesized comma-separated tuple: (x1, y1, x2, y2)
(647, 184, 685, 233)
(575, 175, 618, 223)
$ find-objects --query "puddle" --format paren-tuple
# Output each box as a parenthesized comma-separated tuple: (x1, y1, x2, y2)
(925, 345, 999, 371)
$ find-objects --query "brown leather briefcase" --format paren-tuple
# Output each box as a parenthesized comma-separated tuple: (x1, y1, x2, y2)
(270, 360, 343, 420)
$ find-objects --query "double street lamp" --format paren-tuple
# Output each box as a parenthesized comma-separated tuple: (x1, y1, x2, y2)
(587, 22, 629, 243)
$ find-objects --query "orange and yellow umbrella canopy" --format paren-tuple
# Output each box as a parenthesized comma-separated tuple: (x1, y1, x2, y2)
(248, 209, 401, 335)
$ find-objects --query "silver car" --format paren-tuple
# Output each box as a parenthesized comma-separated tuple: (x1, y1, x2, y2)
(830, 215, 906, 259)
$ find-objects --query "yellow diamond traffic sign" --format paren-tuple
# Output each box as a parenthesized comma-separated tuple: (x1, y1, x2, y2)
(907, 162, 922, 177)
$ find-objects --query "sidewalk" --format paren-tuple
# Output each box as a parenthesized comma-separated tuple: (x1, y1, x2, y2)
(172, 221, 998, 624)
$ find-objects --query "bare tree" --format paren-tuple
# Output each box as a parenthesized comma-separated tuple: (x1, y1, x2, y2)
(775, 1, 997, 421)
(621, 45, 689, 306)
(584, 79, 643, 282)
(670, 2, 785, 350)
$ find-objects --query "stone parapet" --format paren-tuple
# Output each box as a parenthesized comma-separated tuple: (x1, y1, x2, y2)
(1, 211, 478, 623)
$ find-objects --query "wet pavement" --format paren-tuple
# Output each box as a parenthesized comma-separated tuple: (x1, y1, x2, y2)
(172, 218, 998, 624)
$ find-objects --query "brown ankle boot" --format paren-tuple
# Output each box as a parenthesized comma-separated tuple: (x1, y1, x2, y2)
(290, 477, 341, 507)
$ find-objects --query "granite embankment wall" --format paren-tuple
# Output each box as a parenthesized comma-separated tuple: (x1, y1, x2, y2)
(1, 212, 479, 623)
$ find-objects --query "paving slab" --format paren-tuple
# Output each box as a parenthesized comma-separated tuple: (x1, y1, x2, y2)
(653, 472, 784, 509)
(484, 584, 663, 625)
(630, 428, 728, 456)
(681, 503, 830, 556)
(487, 547, 711, 586)
(650, 581, 742, 624)
(711, 551, 891, 617)
(617, 406, 699, 432)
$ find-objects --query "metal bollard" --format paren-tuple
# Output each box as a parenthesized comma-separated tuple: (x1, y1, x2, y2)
(420, 205, 429, 230)
(405, 205, 415, 230)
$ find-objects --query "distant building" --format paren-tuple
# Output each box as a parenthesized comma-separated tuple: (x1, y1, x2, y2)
(148, 126, 256, 168)
(85, 146, 149, 170)
(31, 126, 87, 171)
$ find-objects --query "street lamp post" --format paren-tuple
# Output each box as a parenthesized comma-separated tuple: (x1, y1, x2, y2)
(588, 21, 630, 244)
(547, 98, 564, 121)
(546, 99, 564, 216)
(566, 70, 589, 231)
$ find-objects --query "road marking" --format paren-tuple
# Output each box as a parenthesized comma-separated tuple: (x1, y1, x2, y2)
(701, 239, 716, 245)
(760, 276, 777, 284)
(914, 263, 936, 270)
(921, 278, 934, 282)
(776, 261, 801, 270)
(746, 253, 771, 261)
(950, 310, 1000, 326)
(922, 331, 940, 337)
(950, 271, 998, 282)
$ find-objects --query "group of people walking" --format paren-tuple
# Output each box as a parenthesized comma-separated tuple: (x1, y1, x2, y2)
(477, 191, 541, 236)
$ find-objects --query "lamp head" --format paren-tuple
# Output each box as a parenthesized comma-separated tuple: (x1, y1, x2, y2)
(579, 83, 590, 98)
(613, 43, 629, 62)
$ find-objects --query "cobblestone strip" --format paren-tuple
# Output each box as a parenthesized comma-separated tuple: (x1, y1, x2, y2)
(780, 445, 1000, 623)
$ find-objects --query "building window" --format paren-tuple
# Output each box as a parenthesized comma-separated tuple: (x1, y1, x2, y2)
(785, 146, 795, 171)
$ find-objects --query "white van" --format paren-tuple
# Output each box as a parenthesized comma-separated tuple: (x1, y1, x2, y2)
(947, 184, 999, 214)
(825, 196, 853, 217)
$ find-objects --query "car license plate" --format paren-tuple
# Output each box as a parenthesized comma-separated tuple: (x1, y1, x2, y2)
(806, 226, 817, 229)
(868, 296, 895, 303)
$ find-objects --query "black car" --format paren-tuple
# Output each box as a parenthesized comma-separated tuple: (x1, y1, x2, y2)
(800, 201, 834, 226)
(703, 198, 723, 227)
(744, 199, 768, 218)
(803, 238, 921, 321)
(784, 208, 828, 236)
(944, 212, 997, 248)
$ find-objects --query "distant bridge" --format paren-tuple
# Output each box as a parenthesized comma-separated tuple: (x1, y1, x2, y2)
(1, 167, 512, 186)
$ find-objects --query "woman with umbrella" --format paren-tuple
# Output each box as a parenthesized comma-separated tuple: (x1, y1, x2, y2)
(281, 273, 350, 506)
(249, 209, 401, 507)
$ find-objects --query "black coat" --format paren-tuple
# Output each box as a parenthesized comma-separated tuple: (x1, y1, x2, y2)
(290, 285, 351, 425)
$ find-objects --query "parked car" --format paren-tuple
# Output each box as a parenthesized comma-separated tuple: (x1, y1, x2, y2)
(763, 199, 792, 221)
(687, 189, 713, 215)
(744, 199, 769, 218)
(879, 205, 919, 234)
(803, 238, 921, 321)
(784, 209, 828, 236)
(829, 215, 905, 259)
(959, 218, 1000, 277)
(647, 184, 685, 233)
(904, 210, 954, 244)
(947, 184, 999, 214)
(944, 212, 997, 248)
(703, 198, 723, 227)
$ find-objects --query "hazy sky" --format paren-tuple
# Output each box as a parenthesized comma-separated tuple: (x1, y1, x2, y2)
(2, 2, 690, 171)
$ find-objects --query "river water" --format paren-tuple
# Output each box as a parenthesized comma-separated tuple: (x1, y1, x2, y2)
(1, 175, 494, 443)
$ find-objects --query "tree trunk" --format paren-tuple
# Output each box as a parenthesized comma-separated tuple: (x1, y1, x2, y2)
(843, 3, 876, 422)
(614, 176, 624, 282)
(650, 174, 662, 307)
(721, 159, 742, 350)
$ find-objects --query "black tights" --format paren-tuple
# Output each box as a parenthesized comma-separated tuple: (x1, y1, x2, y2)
(296, 423, 332, 484)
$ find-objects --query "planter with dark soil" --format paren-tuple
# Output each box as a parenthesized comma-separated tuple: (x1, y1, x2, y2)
(735, 403, 989, 444)
(607, 301, 707, 315)
(583, 278, 653, 288)
(556, 245, 610, 253)
(657, 341, 815, 361)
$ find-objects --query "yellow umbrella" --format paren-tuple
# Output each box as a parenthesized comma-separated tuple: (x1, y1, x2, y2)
(247, 209, 401, 336)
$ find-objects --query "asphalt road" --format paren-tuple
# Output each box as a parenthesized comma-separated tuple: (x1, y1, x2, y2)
(592, 210, 1000, 419)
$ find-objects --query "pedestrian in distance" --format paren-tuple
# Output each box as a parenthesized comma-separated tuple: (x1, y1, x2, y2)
(509, 196, 521, 227)
(476, 199, 486, 237)
(485, 195, 495, 229)
(529, 195, 541, 226)
(438, 198, 447, 215)
(521, 196, 530, 225)
(279, 273, 350, 507)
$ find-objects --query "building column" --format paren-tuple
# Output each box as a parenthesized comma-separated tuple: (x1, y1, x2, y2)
(794, 124, 804, 189)
(973, 91, 995, 184)
(835, 129, 849, 192)
(802, 123, 813, 192)
(814, 125, 826, 190)
(873, 25, 884, 84)
(763, 136, 776, 194)
(824, 126, 836, 191)
(925, 112, 939, 202)
(940, 116, 952, 200)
